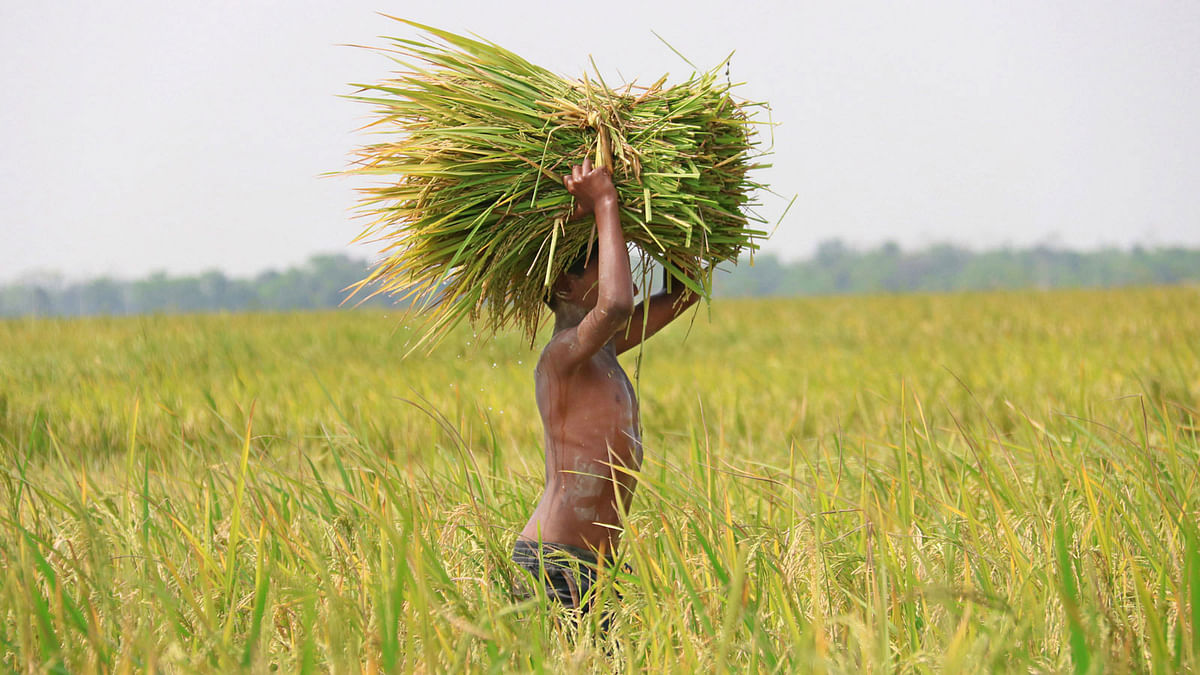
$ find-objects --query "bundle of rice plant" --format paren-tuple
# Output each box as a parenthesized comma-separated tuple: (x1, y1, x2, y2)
(346, 18, 773, 349)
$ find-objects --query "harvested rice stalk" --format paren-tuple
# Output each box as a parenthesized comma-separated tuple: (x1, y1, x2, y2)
(346, 18, 771, 349)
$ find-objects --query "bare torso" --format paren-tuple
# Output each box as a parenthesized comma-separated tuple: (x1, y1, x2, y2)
(518, 338, 642, 555)
(515, 156, 697, 557)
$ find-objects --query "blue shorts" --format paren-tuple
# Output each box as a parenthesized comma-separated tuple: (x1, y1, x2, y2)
(511, 540, 623, 612)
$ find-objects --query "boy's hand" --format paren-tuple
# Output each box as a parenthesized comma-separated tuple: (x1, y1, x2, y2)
(564, 157, 617, 218)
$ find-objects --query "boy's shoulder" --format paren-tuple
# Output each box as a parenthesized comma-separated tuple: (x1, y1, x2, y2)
(537, 327, 616, 376)
(537, 328, 576, 372)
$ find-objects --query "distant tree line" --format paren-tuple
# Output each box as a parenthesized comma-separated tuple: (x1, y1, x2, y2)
(716, 240, 1200, 297)
(0, 254, 391, 317)
(2, 242, 1198, 317)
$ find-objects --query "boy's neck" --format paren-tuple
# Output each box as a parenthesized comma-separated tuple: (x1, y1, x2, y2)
(552, 303, 587, 333)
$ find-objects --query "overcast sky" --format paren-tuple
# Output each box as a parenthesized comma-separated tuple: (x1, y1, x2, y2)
(2, 1, 1198, 282)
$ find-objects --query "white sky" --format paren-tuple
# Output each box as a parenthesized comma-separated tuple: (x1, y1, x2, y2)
(1, 0, 1198, 282)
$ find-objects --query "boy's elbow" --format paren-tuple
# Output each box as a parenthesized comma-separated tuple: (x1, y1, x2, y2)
(601, 297, 634, 322)
(611, 302, 635, 322)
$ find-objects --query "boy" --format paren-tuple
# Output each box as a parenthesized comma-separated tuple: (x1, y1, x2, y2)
(513, 157, 700, 614)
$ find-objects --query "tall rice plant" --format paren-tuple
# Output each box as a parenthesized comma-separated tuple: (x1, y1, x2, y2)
(345, 18, 772, 348)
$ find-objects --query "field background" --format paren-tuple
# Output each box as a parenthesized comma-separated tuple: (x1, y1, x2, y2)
(2, 287, 1199, 673)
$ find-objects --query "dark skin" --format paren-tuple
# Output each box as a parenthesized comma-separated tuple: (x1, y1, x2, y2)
(518, 157, 701, 556)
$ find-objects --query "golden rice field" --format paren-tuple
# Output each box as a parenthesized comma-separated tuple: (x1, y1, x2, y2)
(1, 287, 1198, 673)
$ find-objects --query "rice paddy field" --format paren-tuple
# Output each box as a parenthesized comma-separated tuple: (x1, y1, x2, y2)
(1, 286, 1199, 673)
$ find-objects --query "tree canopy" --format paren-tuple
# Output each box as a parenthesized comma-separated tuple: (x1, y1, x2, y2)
(3, 243, 1198, 317)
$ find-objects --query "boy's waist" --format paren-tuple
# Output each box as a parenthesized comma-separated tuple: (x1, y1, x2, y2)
(512, 538, 615, 567)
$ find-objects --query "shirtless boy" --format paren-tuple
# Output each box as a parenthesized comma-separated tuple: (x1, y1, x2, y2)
(513, 157, 700, 613)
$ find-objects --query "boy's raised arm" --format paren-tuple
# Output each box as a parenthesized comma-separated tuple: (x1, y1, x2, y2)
(613, 263, 702, 355)
(556, 158, 634, 363)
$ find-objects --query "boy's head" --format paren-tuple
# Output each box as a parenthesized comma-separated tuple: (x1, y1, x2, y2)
(544, 241, 598, 311)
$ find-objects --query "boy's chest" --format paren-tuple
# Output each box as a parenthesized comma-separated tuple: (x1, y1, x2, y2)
(536, 355, 638, 419)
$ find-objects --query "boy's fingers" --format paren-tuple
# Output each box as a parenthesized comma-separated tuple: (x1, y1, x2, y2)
(583, 157, 592, 173)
